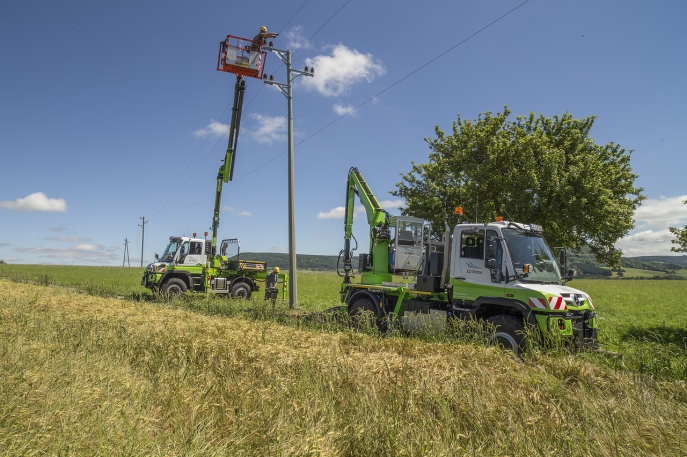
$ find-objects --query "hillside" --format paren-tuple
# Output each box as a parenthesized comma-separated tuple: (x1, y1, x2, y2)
(241, 250, 687, 279)
(241, 252, 358, 272)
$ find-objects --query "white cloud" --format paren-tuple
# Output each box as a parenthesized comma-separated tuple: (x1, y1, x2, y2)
(285, 26, 312, 50)
(0, 257, 20, 262)
(0, 192, 67, 212)
(333, 103, 357, 117)
(614, 195, 687, 257)
(633, 195, 687, 230)
(74, 244, 102, 251)
(379, 199, 405, 211)
(14, 245, 118, 264)
(316, 205, 368, 220)
(237, 211, 252, 216)
(247, 113, 287, 144)
(615, 229, 677, 257)
(50, 227, 68, 232)
(44, 236, 90, 243)
(302, 45, 385, 97)
(221, 205, 235, 212)
(270, 246, 287, 252)
(193, 119, 229, 138)
(317, 206, 345, 219)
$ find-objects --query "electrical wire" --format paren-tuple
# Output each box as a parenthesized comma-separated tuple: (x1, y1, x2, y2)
(146, 4, 318, 220)
(151, 0, 532, 221)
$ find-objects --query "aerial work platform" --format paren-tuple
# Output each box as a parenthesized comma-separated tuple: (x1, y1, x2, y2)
(217, 35, 267, 79)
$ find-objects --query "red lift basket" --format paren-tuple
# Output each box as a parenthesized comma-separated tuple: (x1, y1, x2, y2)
(217, 35, 267, 79)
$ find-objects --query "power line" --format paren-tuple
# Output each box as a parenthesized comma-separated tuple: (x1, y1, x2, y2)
(146, 3, 314, 219)
(153, 0, 530, 222)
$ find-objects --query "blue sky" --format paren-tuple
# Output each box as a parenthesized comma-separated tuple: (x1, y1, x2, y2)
(1, 0, 686, 265)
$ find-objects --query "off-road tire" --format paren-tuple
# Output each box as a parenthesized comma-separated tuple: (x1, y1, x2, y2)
(162, 278, 187, 298)
(348, 296, 387, 332)
(487, 314, 527, 354)
(231, 282, 252, 299)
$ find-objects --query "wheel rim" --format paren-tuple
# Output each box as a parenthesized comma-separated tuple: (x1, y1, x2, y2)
(235, 287, 248, 298)
(495, 331, 518, 352)
(167, 285, 183, 296)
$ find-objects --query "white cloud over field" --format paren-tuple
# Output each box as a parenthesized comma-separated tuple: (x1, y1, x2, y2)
(193, 119, 229, 138)
(317, 199, 404, 220)
(0, 192, 67, 212)
(616, 195, 687, 256)
(302, 45, 385, 97)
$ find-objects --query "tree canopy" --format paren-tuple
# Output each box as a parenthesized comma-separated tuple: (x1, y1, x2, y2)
(669, 200, 687, 253)
(392, 107, 644, 267)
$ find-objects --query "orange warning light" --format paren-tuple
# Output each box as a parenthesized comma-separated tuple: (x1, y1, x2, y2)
(455, 206, 463, 216)
(204, 232, 209, 237)
(193, 233, 197, 238)
(495, 216, 504, 222)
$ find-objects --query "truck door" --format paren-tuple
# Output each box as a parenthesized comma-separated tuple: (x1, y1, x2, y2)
(449, 227, 505, 301)
(181, 240, 205, 265)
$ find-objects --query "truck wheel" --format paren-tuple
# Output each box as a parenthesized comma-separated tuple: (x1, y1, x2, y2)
(162, 278, 187, 297)
(231, 282, 252, 299)
(487, 315, 526, 354)
(348, 296, 386, 331)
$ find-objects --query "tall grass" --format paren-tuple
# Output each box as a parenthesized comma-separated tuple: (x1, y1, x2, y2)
(2, 279, 686, 456)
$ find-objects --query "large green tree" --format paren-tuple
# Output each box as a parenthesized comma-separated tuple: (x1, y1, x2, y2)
(393, 107, 644, 267)
(669, 200, 687, 253)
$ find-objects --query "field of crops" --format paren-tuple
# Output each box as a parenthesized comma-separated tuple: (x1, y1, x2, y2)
(1, 265, 686, 455)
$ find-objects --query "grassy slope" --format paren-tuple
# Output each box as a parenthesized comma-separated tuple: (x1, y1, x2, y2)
(2, 279, 686, 456)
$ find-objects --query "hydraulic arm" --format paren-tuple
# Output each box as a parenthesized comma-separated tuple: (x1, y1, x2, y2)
(211, 75, 245, 258)
(341, 167, 393, 284)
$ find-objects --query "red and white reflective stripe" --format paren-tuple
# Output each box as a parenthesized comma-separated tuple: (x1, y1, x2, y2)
(587, 297, 595, 309)
(528, 297, 547, 309)
(548, 296, 567, 311)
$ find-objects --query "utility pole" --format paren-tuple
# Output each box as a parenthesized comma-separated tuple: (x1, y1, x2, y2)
(138, 217, 147, 267)
(263, 43, 314, 310)
(123, 238, 130, 267)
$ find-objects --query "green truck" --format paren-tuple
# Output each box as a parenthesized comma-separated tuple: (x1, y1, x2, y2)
(338, 167, 598, 353)
(141, 236, 286, 299)
(142, 72, 287, 298)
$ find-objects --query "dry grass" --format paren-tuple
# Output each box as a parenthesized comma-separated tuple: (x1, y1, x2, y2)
(1, 279, 686, 456)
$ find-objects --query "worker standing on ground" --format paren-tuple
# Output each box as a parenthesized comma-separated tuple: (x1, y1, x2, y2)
(252, 26, 278, 51)
(265, 267, 280, 305)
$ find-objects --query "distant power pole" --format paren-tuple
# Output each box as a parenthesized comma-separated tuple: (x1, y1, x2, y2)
(138, 217, 147, 267)
(123, 238, 130, 267)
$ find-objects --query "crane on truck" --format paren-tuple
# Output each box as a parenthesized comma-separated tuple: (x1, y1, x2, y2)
(140, 33, 287, 299)
(338, 167, 598, 353)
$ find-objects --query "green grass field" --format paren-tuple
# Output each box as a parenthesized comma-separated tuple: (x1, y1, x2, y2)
(1, 265, 686, 455)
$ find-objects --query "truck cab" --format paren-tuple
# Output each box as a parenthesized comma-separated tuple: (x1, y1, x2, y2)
(448, 221, 598, 351)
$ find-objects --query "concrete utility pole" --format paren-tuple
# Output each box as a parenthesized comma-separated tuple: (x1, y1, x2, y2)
(138, 217, 147, 267)
(263, 44, 314, 310)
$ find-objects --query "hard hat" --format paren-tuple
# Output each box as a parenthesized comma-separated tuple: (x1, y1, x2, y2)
(260, 26, 267, 33)
(273, 266, 279, 273)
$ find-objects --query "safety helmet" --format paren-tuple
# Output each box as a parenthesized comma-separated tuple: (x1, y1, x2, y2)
(273, 266, 280, 273)
(260, 26, 267, 33)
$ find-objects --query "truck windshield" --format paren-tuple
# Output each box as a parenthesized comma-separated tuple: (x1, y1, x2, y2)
(502, 228, 561, 283)
(160, 240, 181, 262)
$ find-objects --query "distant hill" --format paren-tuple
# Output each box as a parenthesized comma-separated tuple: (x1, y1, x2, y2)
(240, 252, 358, 272)
(238, 251, 687, 279)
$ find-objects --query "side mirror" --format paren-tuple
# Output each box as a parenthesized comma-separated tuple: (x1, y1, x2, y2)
(487, 240, 497, 259)
(205, 242, 212, 256)
(486, 258, 497, 269)
(559, 249, 567, 269)
(154, 253, 159, 261)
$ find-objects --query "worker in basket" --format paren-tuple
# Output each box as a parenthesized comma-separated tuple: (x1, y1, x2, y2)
(252, 26, 279, 51)
(265, 266, 280, 305)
